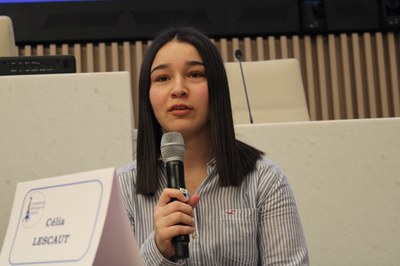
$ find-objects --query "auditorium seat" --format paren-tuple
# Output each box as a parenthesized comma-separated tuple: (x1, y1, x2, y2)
(0, 72, 134, 249)
(224, 58, 310, 124)
(0, 16, 17, 56)
(235, 118, 400, 265)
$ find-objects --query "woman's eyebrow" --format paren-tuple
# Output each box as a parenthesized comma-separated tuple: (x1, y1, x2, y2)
(150, 60, 204, 73)
(186, 60, 204, 67)
(150, 64, 168, 74)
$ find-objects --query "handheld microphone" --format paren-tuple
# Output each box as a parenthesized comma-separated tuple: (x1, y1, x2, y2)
(160, 132, 189, 259)
(235, 49, 254, 124)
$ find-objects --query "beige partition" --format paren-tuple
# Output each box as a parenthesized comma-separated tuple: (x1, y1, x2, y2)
(235, 118, 400, 266)
(0, 16, 16, 56)
(225, 59, 310, 124)
(0, 72, 135, 250)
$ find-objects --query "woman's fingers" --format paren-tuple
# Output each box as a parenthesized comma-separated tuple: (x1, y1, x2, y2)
(157, 188, 189, 206)
(187, 193, 200, 208)
(154, 189, 199, 259)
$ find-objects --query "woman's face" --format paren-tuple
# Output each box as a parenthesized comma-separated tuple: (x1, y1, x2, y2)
(149, 40, 210, 139)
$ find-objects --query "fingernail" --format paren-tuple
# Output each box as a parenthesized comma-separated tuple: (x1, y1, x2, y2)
(180, 188, 189, 199)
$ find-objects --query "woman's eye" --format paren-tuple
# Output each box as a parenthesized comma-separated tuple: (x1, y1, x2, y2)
(154, 75, 169, 82)
(188, 71, 205, 78)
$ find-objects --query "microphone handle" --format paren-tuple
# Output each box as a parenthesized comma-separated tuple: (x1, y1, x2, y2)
(237, 56, 254, 124)
(165, 161, 190, 259)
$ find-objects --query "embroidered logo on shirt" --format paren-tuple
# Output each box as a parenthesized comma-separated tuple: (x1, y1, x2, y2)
(225, 209, 235, 215)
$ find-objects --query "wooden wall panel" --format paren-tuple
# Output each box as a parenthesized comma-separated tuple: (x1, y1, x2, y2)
(17, 32, 400, 126)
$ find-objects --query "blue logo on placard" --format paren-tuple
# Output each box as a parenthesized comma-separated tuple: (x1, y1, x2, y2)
(23, 197, 33, 222)
(22, 191, 46, 228)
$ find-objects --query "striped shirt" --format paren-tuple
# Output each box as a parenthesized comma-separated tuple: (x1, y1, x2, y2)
(118, 157, 309, 265)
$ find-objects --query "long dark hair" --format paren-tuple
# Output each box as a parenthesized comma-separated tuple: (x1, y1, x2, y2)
(136, 26, 263, 195)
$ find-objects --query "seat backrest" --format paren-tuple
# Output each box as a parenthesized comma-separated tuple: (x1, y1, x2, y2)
(0, 16, 17, 56)
(224, 58, 310, 124)
(234, 118, 400, 265)
(0, 72, 134, 249)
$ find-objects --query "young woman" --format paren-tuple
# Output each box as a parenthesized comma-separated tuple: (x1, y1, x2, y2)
(118, 26, 309, 265)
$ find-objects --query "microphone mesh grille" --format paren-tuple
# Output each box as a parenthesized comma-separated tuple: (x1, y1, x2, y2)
(160, 132, 184, 162)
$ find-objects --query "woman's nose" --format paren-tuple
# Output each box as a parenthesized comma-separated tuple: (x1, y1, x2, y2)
(170, 77, 188, 97)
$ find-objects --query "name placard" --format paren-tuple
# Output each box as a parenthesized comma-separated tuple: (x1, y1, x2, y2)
(0, 168, 143, 266)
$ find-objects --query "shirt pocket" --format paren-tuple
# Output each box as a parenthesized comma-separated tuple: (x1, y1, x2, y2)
(217, 208, 258, 265)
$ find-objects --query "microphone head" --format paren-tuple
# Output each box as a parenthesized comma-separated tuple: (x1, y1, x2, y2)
(161, 132, 185, 162)
(235, 49, 242, 60)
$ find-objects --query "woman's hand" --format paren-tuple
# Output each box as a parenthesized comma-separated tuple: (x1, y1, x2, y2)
(154, 188, 200, 259)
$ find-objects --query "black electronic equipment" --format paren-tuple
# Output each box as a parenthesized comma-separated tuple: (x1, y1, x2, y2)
(0, 55, 76, 76)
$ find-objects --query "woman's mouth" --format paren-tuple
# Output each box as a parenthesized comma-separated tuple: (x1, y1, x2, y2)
(168, 104, 193, 115)
(168, 105, 191, 111)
